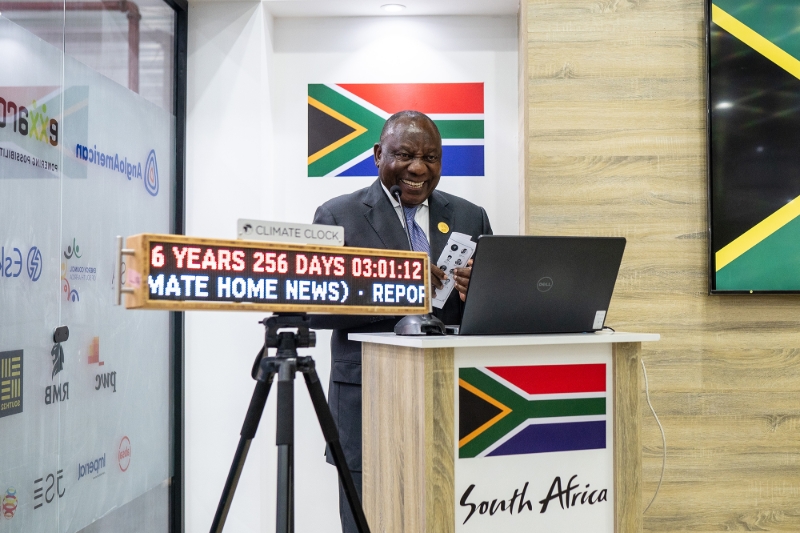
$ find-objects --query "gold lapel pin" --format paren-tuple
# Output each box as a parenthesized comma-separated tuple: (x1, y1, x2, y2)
(438, 222, 450, 234)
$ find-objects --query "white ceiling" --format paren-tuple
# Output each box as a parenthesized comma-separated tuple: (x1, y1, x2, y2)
(193, 0, 519, 18)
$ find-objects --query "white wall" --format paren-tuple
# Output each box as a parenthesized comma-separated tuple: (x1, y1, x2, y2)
(186, 4, 283, 532)
(270, 15, 520, 235)
(186, 8, 518, 532)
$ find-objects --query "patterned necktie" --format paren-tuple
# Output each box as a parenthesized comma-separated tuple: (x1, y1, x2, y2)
(403, 205, 430, 255)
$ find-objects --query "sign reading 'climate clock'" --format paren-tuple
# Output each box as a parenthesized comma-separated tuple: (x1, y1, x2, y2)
(121, 234, 430, 315)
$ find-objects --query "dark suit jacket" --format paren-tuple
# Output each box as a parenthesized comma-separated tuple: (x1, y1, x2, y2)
(310, 179, 492, 472)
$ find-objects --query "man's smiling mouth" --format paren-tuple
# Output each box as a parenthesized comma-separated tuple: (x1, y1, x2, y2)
(401, 179, 424, 190)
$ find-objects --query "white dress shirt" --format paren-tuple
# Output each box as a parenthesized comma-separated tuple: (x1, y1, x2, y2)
(381, 182, 430, 243)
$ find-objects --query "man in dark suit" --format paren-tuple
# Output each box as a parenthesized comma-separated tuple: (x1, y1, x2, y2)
(310, 110, 492, 533)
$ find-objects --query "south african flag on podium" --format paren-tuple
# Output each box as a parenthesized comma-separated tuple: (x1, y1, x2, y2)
(459, 364, 608, 459)
(308, 83, 484, 177)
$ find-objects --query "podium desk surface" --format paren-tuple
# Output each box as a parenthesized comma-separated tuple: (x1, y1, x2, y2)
(349, 331, 659, 349)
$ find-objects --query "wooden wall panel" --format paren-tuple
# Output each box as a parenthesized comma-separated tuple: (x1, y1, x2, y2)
(523, 0, 800, 530)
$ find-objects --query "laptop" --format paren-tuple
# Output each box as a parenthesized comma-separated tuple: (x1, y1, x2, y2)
(456, 236, 626, 335)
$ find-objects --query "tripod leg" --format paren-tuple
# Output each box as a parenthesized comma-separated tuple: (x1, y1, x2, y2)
(276, 360, 295, 533)
(210, 373, 274, 533)
(303, 369, 372, 533)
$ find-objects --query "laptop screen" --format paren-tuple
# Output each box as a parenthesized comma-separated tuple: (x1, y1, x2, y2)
(458, 236, 626, 335)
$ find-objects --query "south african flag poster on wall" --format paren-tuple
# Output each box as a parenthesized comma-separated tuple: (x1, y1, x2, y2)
(307, 83, 484, 178)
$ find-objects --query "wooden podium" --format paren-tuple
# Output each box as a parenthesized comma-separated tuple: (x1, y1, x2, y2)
(350, 332, 659, 533)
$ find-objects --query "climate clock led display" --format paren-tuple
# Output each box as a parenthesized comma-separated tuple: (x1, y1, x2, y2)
(145, 241, 428, 311)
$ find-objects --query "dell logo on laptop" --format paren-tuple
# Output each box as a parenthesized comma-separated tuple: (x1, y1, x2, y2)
(537, 277, 553, 292)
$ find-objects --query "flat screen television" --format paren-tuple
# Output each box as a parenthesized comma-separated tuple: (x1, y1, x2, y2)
(707, 0, 800, 293)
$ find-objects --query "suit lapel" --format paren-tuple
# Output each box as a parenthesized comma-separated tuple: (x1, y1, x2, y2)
(428, 190, 453, 261)
(363, 179, 411, 251)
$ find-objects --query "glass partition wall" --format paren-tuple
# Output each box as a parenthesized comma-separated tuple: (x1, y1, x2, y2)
(0, 0, 186, 530)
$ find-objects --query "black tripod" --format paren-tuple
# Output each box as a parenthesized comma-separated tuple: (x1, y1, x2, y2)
(210, 314, 371, 533)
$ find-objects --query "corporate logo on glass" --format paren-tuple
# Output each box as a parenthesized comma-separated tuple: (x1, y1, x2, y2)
(77, 453, 106, 481)
(75, 143, 160, 197)
(1, 245, 42, 282)
(118, 436, 131, 472)
(61, 237, 98, 302)
(0, 350, 23, 419)
(33, 470, 65, 510)
(2, 487, 18, 520)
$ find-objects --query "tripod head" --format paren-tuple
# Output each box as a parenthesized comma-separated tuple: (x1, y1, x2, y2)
(263, 314, 315, 350)
(252, 314, 316, 379)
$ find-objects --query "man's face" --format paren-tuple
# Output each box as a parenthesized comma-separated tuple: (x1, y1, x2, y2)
(374, 116, 442, 206)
